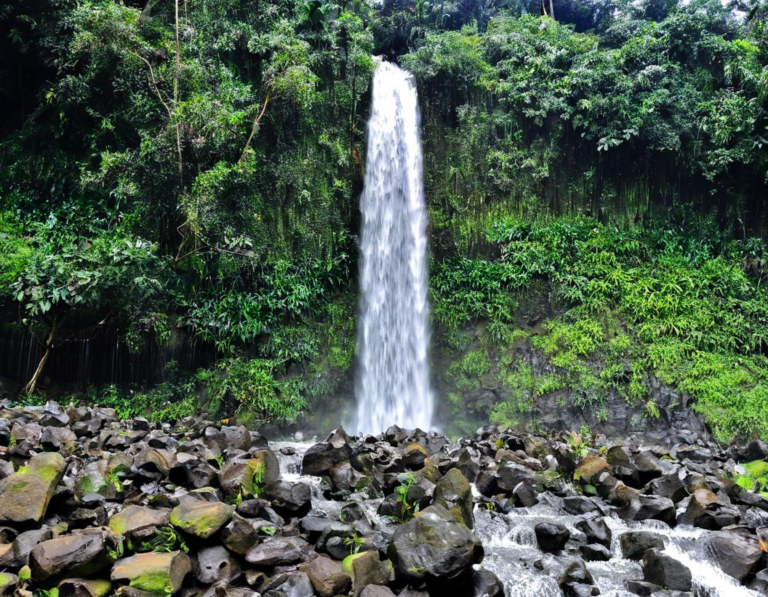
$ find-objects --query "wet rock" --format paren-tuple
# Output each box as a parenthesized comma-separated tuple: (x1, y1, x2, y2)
(433, 468, 474, 529)
(245, 536, 312, 566)
(220, 513, 260, 555)
(642, 548, 692, 591)
(264, 480, 312, 516)
(512, 482, 539, 507)
(30, 528, 118, 583)
(624, 580, 658, 596)
(194, 545, 240, 585)
(619, 531, 666, 561)
(574, 517, 612, 548)
(558, 559, 596, 597)
(302, 441, 352, 476)
(677, 488, 717, 527)
(580, 544, 611, 562)
(563, 496, 604, 515)
(342, 550, 394, 597)
(496, 463, 534, 493)
(400, 443, 428, 469)
(707, 529, 763, 581)
(388, 505, 483, 584)
(472, 568, 504, 597)
(262, 571, 314, 597)
(534, 522, 570, 553)
(299, 555, 352, 597)
(0, 451, 66, 523)
(170, 500, 234, 539)
(111, 551, 192, 595)
(620, 495, 676, 524)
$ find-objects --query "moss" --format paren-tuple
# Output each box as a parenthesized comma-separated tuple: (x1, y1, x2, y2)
(9, 479, 29, 495)
(32, 464, 61, 483)
(130, 571, 172, 594)
(0, 572, 15, 586)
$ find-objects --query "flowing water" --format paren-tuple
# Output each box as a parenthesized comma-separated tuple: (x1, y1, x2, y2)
(275, 442, 761, 597)
(354, 61, 434, 435)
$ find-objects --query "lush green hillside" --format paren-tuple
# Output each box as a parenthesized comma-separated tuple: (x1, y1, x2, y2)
(1, 0, 768, 439)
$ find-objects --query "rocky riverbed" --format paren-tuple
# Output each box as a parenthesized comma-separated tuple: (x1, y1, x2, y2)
(0, 401, 766, 597)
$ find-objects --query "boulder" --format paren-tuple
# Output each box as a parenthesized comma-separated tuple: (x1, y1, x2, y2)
(170, 500, 234, 539)
(302, 442, 352, 476)
(220, 513, 260, 555)
(433, 468, 474, 529)
(619, 531, 666, 561)
(264, 480, 312, 516)
(472, 568, 504, 597)
(573, 456, 610, 485)
(707, 530, 763, 581)
(620, 495, 676, 524)
(57, 578, 113, 597)
(574, 517, 611, 548)
(219, 451, 280, 499)
(342, 550, 394, 597)
(111, 551, 192, 596)
(194, 545, 241, 585)
(109, 506, 171, 536)
(642, 548, 692, 591)
(262, 571, 315, 597)
(534, 522, 570, 553)
(245, 536, 312, 566)
(0, 452, 66, 523)
(558, 559, 595, 597)
(30, 528, 118, 582)
(388, 505, 483, 584)
(299, 554, 352, 597)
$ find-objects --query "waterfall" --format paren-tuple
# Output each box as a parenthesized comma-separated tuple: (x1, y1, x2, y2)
(354, 61, 434, 435)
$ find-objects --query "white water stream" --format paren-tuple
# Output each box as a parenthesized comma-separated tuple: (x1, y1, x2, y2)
(274, 442, 762, 597)
(354, 61, 434, 435)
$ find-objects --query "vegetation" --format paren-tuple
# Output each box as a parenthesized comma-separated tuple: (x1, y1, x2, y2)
(1, 0, 768, 440)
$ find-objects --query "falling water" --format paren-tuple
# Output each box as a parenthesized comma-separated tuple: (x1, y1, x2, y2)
(354, 61, 434, 435)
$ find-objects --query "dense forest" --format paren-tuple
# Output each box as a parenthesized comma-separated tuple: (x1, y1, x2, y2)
(1, 0, 768, 442)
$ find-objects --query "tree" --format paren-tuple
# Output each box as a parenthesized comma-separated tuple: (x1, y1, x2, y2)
(11, 227, 163, 394)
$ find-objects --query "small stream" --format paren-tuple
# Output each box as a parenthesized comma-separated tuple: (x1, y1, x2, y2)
(270, 441, 760, 597)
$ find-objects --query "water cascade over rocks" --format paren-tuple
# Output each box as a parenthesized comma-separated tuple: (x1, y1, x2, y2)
(354, 60, 434, 435)
(0, 400, 767, 597)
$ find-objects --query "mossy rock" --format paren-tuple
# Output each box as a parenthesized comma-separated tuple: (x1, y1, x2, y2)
(109, 505, 171, 536)
(0, 452, 66, 523)
(573, 456, 610, 485)
(169, 500, 234, 538)
(111, 551, 191, 595)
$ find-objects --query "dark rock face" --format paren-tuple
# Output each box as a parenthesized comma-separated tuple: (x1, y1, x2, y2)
(534, 522, 570, 553)
(388, 505, 483, 584)
(642, 548, 692, 591)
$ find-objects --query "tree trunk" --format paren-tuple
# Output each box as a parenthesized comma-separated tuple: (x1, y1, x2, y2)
(24, 319, 57, 396)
